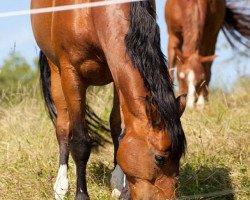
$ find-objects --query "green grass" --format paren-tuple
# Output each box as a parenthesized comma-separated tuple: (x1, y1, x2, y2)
(0, 79, 249, 199)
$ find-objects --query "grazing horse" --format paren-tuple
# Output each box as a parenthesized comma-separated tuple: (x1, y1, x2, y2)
(165, 0, 250, 108)
(31, 0, 187, 199)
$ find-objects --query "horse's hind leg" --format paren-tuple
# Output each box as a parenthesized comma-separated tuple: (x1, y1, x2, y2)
(60, 63, 91, 200)
(49, 61, 70, 199)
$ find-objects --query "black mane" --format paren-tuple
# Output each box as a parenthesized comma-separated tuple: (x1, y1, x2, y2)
(125, 1, 186, 158)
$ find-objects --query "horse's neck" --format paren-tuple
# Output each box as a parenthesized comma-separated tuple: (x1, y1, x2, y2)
(182, 0, 207, 54)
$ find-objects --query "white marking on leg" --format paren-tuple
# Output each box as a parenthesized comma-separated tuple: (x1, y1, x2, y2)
(120, 106, 125, 130)
(111, 164, 124, 198)
(179, 72, 185, 79)
(123, 173, 126, 188)
(196, 95, 205, 108)
(54, 164, 69, 200)
(187, 71, 196, 108)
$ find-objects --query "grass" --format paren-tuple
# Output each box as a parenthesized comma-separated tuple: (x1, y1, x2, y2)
(0, 79, 249, 200)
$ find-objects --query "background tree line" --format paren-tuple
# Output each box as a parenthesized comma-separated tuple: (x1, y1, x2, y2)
(0, 51, 39, 94)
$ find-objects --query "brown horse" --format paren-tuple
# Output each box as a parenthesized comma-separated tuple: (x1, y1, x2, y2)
(165, 0, 250, 108)
(31, 1, 186, 199)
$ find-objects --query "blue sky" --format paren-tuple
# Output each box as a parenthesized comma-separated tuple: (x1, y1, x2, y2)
(0, 0, 249, 90)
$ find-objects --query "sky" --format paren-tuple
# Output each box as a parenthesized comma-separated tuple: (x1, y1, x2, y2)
(0, 0, 249, 91)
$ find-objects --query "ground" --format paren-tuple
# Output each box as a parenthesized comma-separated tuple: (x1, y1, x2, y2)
(0, 79, 249, 200)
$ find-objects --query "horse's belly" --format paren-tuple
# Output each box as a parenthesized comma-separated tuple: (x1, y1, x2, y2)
(79, 60, 113, 86)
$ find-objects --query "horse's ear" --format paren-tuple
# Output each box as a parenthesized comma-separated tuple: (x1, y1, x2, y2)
(176, 94, 187, 117)
(200, 54, 217, 63)
(175, 48, 185, 64)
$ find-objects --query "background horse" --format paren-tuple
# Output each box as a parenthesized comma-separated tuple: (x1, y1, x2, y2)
(165, 0, 250, 108)
(31, 0, 186, 199)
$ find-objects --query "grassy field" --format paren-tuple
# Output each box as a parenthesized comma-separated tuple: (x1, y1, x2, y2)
(0, 78, 249, 200)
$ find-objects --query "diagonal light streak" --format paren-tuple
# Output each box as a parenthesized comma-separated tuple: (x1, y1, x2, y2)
(0, 0, 144, 18)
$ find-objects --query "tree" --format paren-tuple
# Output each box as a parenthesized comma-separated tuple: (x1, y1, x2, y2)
(0, 51, 38, 93)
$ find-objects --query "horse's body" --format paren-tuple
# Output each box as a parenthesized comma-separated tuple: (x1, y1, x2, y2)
(165, 0, 250, 108)
(31, 1, 186, 199)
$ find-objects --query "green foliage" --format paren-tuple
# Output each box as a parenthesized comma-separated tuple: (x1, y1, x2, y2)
(0, 51, 39, 94)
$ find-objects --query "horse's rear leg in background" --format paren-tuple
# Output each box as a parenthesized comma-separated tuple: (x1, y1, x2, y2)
(49, 61, 70, 200)
(60, 63, 91, 200)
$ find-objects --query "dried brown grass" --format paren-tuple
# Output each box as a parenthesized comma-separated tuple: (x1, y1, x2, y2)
(0, 79, 249, 199)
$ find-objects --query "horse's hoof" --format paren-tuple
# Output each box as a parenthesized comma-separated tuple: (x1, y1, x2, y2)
(111, 165, 124, 192)
(111, 188, 122, 198)
(119, 186, 131, 200)
(75, 193, 90, 200)
(54, 168, 69, 200)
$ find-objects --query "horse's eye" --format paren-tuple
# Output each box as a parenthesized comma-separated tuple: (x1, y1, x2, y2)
(154, 155, 167, 166)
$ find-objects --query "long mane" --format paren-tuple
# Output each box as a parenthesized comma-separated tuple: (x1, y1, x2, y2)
(125, 1, 186, 157)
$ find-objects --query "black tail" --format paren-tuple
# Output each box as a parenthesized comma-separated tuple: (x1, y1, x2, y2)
(39, 51, 57, 124)
(39, 51, 110, 145)
(222, 2, 250, 50)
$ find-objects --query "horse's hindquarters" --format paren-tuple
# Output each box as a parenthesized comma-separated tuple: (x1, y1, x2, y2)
(31, 0, 113, 86)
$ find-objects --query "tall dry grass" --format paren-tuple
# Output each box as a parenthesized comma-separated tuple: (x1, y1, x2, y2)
(0, 79, 249, 199)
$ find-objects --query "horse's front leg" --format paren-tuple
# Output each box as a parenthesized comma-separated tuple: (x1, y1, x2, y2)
(167, 33, 182, 82)
(60, 63, 91, 200)
(109, 86, 123, 197)
(110, 87, 131, 199)
(196, 60, 212, 109)
(109, 86, 121, 165)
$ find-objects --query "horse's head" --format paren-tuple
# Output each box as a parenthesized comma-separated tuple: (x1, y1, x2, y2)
(117, 94, 186, 199)
(175, 49, 216, 108)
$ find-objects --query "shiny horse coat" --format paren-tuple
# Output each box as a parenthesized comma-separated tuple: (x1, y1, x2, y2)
(32, 1, 186, 199)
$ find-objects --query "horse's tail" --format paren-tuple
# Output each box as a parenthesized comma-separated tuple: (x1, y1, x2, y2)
(39, 51, 110, 145)
(39, 51, 57, 124)
(222, 2, 250, 49)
